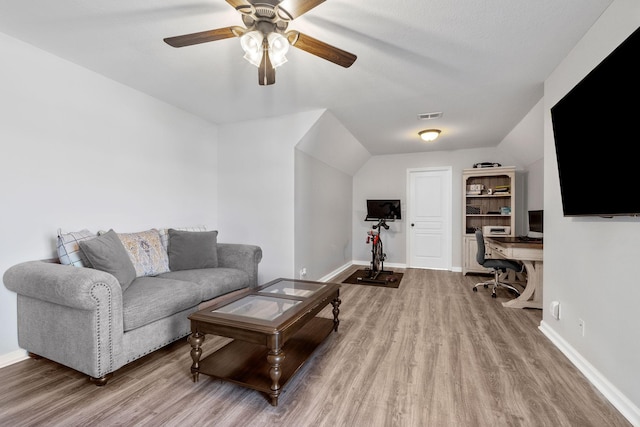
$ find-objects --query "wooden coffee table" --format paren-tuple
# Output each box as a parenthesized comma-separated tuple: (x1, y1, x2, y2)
(187, 278, 341, 406)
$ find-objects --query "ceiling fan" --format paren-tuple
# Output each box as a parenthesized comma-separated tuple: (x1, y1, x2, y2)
(163, 0, 357, 86)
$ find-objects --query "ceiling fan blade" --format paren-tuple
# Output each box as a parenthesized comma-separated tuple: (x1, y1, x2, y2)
(164, 26, 244, 48)
(276, 0, 326, 20)
(225, 0, 253, 13)
(259, 49, 276, 86)
(286, 31, 357, 68)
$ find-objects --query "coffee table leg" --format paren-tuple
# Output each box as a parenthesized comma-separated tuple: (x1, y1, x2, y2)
(188, 332, 205, 382)
(267, 349, 285, 406)
(332, 297, 342, 331)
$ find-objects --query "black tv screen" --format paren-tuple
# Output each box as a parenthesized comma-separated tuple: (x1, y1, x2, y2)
(551, 26, 640, 217)
(366, 199, 401, 220)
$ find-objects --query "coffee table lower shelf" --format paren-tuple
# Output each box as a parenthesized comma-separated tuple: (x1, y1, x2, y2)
(195, 317, 334, 402)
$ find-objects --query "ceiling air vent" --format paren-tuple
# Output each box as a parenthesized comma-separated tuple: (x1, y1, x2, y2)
(418, 112, 443, 120)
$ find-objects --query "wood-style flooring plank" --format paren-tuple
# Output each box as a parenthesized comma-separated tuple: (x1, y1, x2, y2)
(0, 267, 631, 426)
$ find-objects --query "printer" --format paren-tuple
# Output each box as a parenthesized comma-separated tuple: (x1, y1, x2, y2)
(483, 225, 511, 236)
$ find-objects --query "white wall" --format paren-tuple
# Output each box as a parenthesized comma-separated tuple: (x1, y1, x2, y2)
(499, 98, 544, 168)
(295, 111, 370, 176)
(499, 98, 545, 225)
(293, 110, 367, 281)
(352, 148, 522, 270)
(0, 33, 219, 361)
(540, 0, 640, 422)
(526, 158, 544, 210)
(217, 110, 323, 283)
(295, 149, 352, 280)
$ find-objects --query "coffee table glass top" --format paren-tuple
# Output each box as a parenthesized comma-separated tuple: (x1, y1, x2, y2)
(207, 279, 330, 322)
(260, 279, 326, 297)
(212, 295, 302, 321)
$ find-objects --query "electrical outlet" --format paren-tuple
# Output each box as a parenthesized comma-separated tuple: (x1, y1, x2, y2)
(578, 318, 585, 337)
(550, 301, 561, 320)
(299, 267, 307, 279)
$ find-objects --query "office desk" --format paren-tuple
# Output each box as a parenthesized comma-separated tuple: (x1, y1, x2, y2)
(485, 237, 543, 309)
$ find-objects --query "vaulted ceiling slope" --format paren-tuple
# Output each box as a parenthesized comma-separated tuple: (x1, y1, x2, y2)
(0, 0, 612, 155)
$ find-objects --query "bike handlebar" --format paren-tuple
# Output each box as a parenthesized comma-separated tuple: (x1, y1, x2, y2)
(372, 219, 390, 230)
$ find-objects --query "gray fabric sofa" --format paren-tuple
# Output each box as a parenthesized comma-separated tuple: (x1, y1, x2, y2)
(3, 229, 262, 385)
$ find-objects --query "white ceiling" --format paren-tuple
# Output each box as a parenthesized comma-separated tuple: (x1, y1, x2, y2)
(0, 0, 611, 155)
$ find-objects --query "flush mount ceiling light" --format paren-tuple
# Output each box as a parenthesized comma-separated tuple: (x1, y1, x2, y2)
(163, 0, 357, 86)
(419, 129, 441, 142)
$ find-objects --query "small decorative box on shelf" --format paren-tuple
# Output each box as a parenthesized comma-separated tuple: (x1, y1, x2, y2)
(466, 205, 481, 215)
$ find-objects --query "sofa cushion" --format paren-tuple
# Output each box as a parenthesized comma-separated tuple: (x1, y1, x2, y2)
(57, 229, 96, 267)
(168, 229, 218, 271)
(159, 226, 207, 252)
(158, 268, 250, 301)
(117, 229, 169, 277)
(122, 276, 202, 331)
(78, 229, 137, 291)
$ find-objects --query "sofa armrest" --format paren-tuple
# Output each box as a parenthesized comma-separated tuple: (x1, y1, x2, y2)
(217, 244, 262, 288)
(3, 260, 125, 379)
(3, 260, 123, 310)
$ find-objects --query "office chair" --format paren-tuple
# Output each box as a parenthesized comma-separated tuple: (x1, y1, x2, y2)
(472, 229, 524, 298)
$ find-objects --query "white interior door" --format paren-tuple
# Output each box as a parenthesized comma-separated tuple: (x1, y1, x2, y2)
(407, 168, 452, 270)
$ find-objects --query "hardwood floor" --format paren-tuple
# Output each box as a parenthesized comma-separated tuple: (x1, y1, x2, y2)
(0, 267, 631, 426)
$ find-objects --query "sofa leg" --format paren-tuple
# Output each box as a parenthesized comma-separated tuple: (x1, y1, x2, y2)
(89, 373, 113, 386)
(27, 352, 42, 360)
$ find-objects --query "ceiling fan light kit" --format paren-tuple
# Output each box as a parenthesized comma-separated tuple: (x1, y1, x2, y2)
(164, 0, 357, 86)
(240, 31, 264, 66)
(266, 32, 289, 67)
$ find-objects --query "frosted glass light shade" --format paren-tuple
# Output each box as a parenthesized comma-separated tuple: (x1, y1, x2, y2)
(267, 32, 289, 68)
(240, 31, 264, 67)
(419, 129, 441, 142)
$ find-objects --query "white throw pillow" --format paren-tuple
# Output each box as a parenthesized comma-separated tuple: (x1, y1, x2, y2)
(57, 229, 96, 267)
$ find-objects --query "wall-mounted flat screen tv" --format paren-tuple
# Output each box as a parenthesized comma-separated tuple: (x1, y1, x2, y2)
(551, 26, 640, 217)
(366, 199, 401, 220)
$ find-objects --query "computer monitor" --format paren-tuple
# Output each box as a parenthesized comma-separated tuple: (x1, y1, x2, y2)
(528, 210, 543, 237)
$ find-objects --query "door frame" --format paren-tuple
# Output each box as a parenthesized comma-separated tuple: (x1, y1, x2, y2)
(406, 167, 453, 270)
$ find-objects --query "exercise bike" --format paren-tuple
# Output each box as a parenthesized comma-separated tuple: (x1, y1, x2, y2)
(358, 218, 394, 284)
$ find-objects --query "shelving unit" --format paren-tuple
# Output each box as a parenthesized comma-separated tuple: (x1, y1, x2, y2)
(462, 166, 516, 275)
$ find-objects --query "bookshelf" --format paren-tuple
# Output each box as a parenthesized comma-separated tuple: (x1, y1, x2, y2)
(462, 166, 516, 274)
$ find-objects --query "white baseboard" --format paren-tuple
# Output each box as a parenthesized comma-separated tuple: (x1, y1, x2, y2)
(0, 349, 28, 369)
(352, 260, 407, 269)
(539, 321, 640, 427)
(354, 260, 460, 271)
(318, 262, 354, 282)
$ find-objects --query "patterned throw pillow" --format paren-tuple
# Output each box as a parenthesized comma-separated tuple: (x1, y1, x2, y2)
(117, 229, 170, 277)
(159, 226, 207, 252)
(57, 229, 96, 267)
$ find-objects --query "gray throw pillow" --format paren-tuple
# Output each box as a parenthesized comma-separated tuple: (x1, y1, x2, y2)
(168, 229, 218, 271)
(78, 229, 137, 291)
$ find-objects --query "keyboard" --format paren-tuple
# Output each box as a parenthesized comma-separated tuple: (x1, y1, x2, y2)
(517, 235, 542, 242)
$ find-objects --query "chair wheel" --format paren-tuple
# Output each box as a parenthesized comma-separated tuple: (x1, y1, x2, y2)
(483, 284, 488, 288)
(491, 293, 497, 298)
(472, 287, 478, 292)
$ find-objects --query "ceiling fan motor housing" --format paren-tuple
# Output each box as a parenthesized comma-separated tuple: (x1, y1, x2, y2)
(163, 0, 357, 85)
